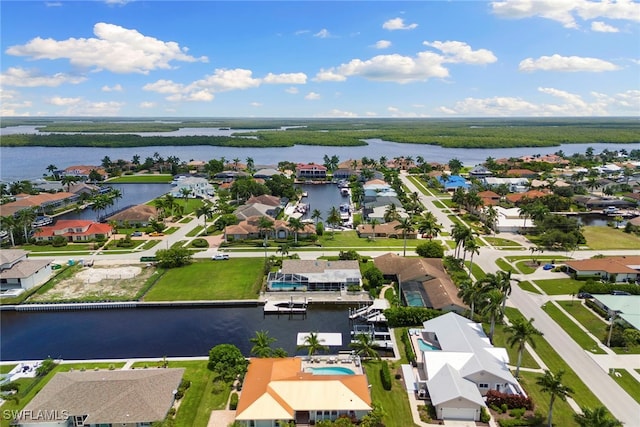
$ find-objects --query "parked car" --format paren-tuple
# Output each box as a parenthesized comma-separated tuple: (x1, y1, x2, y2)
(611, 290, 631, 296)
(212, 253, 230, 260)
(149, 231, 165, 237)
(577, 292, 592, 299)
(131, 231, 143, 237)
(543, 264, 555, 271)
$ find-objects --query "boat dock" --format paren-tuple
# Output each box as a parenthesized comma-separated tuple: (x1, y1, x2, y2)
(264, 298, 308, 316)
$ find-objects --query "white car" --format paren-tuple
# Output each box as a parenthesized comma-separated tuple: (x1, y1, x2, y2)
(212, 253, 230, 260)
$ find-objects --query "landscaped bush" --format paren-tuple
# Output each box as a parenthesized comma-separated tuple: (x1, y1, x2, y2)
(485, 390, 533, 410)
(415, 241, 445, 258)
(383, 306, 441, 327)
(497, 418, 533, 427)
(585, 299, 609, 319)
(191, 238, 208, 248)
(380, 362, 392, 391)
(401, 329, 416, 364)
(52, 236, 67, 247)
(229, 392, 239, 410)
(480, 407, 491, 423)
(580, 282, 640, 295)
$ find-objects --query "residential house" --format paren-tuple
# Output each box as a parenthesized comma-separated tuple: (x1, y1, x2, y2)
(491, 206, 535, 233)
(225, 216, 314, 242)
(407, 312, 523, 421)
(477, 190, 501, 206)
(106, 204, 158, 227)
(0, 192, 79, 218)
(33, 220, 113, 242)
(374, 253, 467, 313)
(468, 165, 493, 179)
(63, 165, 108, 180)
(591, 295, 640, 331)
(186, 160, 207, 172)
(332, 168, 358, 180)
(438, 175, 470, 192)
(505, 189, 549, 205)
(31, 179, 64, 193)
(296, 163, 327, 180)
(234, 358, 371, 427)
(356, 220, 418, 239)
(0, 249, 52, 294)
(564, 256, 640, 283)
(214, 171, 250, 182)
(169, 176, 214, 199)
(16, 368, 184, 427)
(483, 177, 529, 193)
(253, 168, 282, 179)
(266, 259, 361, 292)
(506, 169, 537, 179)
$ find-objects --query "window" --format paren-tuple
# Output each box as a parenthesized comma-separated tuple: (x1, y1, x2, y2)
(478, 383, 489, 389)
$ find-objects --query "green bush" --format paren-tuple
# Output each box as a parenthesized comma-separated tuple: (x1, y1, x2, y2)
(509, 408, 526, 419)
(415, 240, 445, 258)
(580, 282, 639, 294)
(52, 236, 67, 247)
(401, 329, 416, 364)
(229, 392, 239, 410)
(380, 362, 392, 391)
(480, 407, 491, 423)
(191, 238, 209, 248)
(498, 419, 531, 427)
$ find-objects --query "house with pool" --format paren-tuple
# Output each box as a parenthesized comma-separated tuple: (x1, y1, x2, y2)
(234, 357, 371, 427)
(405, 312, 523, 421)
(266, 260, 362, 292)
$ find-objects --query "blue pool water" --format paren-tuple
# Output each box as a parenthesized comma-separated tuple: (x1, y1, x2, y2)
(312, 367, 355, 375)
(404, 291, 425, 307)
(270, 282, 306, 290)
(418, 339, 440, 351)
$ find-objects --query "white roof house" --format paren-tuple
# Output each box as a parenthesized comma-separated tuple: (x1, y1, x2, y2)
(169, 176, 214, 198)
(492, 206, 536, 233)
(412, 312, 523, 421)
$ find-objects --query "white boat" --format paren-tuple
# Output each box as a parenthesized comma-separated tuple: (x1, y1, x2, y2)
(301, 191, 308, 198)
(32, 216, 53, 228)
(340, 188, 350, 197)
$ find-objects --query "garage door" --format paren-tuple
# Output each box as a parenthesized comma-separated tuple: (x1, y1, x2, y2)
(440, 407, 477, 421)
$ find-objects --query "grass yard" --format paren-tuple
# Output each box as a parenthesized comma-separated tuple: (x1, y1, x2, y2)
(495, 258, 514, 272)
(518, 372, 579, 427)
(144, 259, 263, 300)
(517, 280, 541, 294)
(583, 226, 640, 250)
(489, 322, 540, 370)
(541, 302, 605, 354)
(506, 255, 571, 262)
(485, 237, 522, 247)
(610, 369, 640, 404)
(131, 360, 230, 427)
(534, 278, 584, 295)
(504, 307, 602, 411)
(0, 364, 17, 374)
(432, 200, 446, 209)
(107, 174, 173, 183)
(319, 230, 417, 248)
(186, 225, 204, 237)
(465, 261, 486, 280)
(20, 243, 94, 252)
(364, 360, 417, 427)
(557, 301, 608, 341)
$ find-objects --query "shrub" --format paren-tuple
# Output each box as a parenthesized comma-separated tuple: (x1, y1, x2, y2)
(380, 362, 392, 391)
(36, 358, 57, 377)
(401, 330, 416, 364)
(509, 408, 526, 419)
(501, 403, 508, 413)
(498, 419, 531, 427)
(229, 392, 239, 410)
(580, 282, 640, 295)
(415, 240, 445, 258)
(585, 299, 608, 318)
(191, 238, 209, 248)
(480, 406, 491, 423)
(52, 236, 67, 247)
(485, 390, 533, 410)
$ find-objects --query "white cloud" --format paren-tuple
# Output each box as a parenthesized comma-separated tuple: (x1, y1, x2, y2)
(319, 109, 358, 117)
(491, 0, 640, 29)
(139, 101, 156, 109)
(424, 41, 497, 64)
(47, 96, 82, 106)
(263, 72, 307, 84)
(6, 22, 208, 74)
(519, 54, 619, 72)
(365, 111, 377, 116)
(285, 87, 299, 94)
(314, 69, 348, 82)
(0, 67, 86, 87)
(0, 89, 33, 116)
(305, 92, 321, 100)
(143, 79, 183, 94)
(295, 30, 311, 36)
(250, 102, 262, 107)
(373, 40, 392, 49)
(591, 21, 619, 32)
(102, 84, 123, 92)
(382, 17, 418, 31)
(314, 29, 331, 38)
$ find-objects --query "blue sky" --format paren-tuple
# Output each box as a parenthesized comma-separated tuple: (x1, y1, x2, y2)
(1, 0, 639, 117)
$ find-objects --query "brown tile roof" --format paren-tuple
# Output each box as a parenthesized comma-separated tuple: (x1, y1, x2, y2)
(33, 220, 113, 239)
(356, 220, 415, 237)
(565, 256, 640, 274)
(505, 189, 548, 204)
(106, 204, 157, 222)
(247, 194, 281, 206)
(20, 369, 184, 425)
(0, 258, 52, 279)
(506, 169, 537, 177)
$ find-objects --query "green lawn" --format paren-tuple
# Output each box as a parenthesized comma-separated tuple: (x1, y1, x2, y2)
(518, 372, 579, 427)
(132, 360, 230, 427)
(541, 302, 605, 354)
(465, 261, 486, 280)
(107, 174, 173, 183)
(505, 307, 603, 411)
(506, 255, 571, 262)
(495, 258, 513, 272)
(515, 260, 541, 274)
(557, 301, 608, 341)
(518, 280, 541, 294)
(485, 237, 522, 247)
(20, 243, 94, 252)
(0, 364, 17, 374)
(610, 369, 640, 404)
(319, 230, 417, 248)
(534, 278, 584, 295)
(364, 360, 417, 427)
(490, 322, 540, 370)
(144, 259, 264, 300)
(583, 226, 640, 250)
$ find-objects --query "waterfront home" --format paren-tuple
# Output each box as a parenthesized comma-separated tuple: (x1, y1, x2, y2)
(406, 312, 523, 421)
(356, 220, 417, 239)
(186, 159, 207, 172)
(564, 256, 640, 283)
(33, 220, 113, 242)
(215, 170, 250, 182)
(253, 168, 283, 179)
(234, 203, 280, 221)
(31, 178, 64, 193)
(235, 357, 371, 427)
(490, 206, 535, 233)
(482, 177, 529, 193)
(266, 259, 361, 292)
(373, 253, 466, 313)
(506, 168, 537, 179)
(225, 216, 315, 242)
(106, 204, 158, 227)
(468, 165, 493, 179)
(0, 249, 52, 295)
(0, 192, 79, 218)
(16, 368, 184, 427)
(438, 175, 470, 192)
(505, 189, 549, 204)
(591, 295, 640, 331)
(63, 165, 108, 180)
(169, 176, 214, 198)
(477, 190, 501, 206)
(296, 163, 327, 180)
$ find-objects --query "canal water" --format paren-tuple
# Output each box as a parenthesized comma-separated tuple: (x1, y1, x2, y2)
(0, 305, 358, 361)
(297, 183, 348, 222)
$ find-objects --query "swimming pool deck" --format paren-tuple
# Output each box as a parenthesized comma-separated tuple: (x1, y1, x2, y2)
(300, 354, 364, 375)
(407, 328, 440, 366)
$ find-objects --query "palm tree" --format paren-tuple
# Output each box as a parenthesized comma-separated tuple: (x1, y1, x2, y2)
(383, 203, 400, 223)
(179, 187, 193, 210)
(46, 164, 58, 179)
(464, 237, 481, 278)
(326, 206, 341, 238)
(484, 205, 498, 234)
(394, 217, 415, 257)
(277, 243, 289, 262)
(311, 209, 322, 225)
(1, 215, 18, 247)
(17, 208, 37, 242)
(110, 188, 123, 210)
(451, 223, 473, 259)
(457, 279, 484, 320)
(163, 194, 177, 218)
(258, 216, 274, 259)
(574, 406, 622, 427)
(249, 330, 277, 358)
(481, 288, 504, 342)
(537, 370, 574, 427)
(416, 212, 442, 240)
(349, 333, 381, 360)
(287, 217, 304, 244)
(369, 218, 379, 240)
(505, 317, 543, 378)
(297, 332, 329, 357)
(195, 204, 214, 234)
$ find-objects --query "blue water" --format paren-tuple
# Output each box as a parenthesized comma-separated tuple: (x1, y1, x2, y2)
(404, 291, 425, 307)
(312, 367, 355, 375)
(269, 282, 306, 290)
(297, 183, 346, 222)
(418, 339, 440, 351)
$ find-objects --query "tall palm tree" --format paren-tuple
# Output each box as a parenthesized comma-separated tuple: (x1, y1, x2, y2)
(369, 218, 379, 240)
(163, 194, 177, 218)
(179, 187, 193, 210)
(326, 206, 341, 238)
(349, 333, 380, 360)
(46, 164, 58, 179)
(311, 209, 322, 225)
(394, 217, 415, 257)
(574, 406, 622, 427)
(464, 237, 480, 278)
(297, 332, 329, 357)
(537, 370, 574, 427)
(287, 217, 304, 244)
(457, 279, 484, 320)
(277, 243, 289, 262)
(195, 204, 214, 234)
(383, 203, 400, 223)
(1, 215, 17, 247)
(17, 208, 37, 242)
(249, 330, 277, 358)
(110, 188, 123, 210)
(258, 216, 274, 259)
(497, 270, 514, 312)
(481, 288, 504, 342)
(505, 317, 543, 378)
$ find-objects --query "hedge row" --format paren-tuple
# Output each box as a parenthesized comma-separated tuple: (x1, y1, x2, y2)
(380, 362, 392, 391)
(579, 282, 640, 295)
(486, 390, 533, 410)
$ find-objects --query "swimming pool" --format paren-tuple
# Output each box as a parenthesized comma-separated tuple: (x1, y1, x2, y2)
(311, 367, 355, 375)
(404, 290, 425, 307)
(417, 339, 440, 351)
(269, 282, 306, 291)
